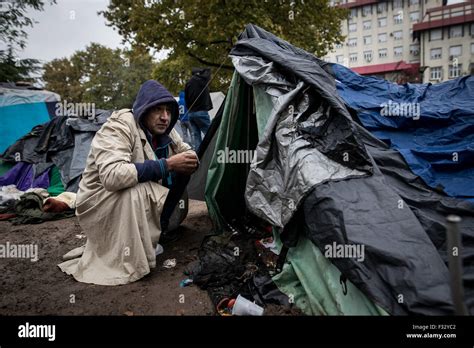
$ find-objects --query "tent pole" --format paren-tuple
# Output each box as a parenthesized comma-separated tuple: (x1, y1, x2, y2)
(446, 215, 468, 315)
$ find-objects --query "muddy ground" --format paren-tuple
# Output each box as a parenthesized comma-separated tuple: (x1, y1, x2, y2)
(0, 200, 215, 315)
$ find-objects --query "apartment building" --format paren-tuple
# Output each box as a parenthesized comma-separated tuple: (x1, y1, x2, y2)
(325, 0, 474, 83)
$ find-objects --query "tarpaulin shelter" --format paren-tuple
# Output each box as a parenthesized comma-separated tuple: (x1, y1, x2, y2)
(0, 83, 59, 153)
(184, 92, 226, 201)
(199, 24, 474, 315)
(1, 109, 112, 193)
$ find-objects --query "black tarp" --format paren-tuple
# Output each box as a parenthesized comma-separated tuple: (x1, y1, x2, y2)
(223, 24, 474, 315)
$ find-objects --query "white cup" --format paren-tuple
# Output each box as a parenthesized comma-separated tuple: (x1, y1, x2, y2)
(231, 295, 264, 316)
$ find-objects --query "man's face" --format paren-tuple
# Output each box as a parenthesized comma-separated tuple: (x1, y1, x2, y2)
(142, 104, 172, 135)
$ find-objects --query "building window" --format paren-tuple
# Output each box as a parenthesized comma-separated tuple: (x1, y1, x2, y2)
(449, 64, 462, 79)
(410, 11, 419, 23)
(363, 35, 372, 45)
(335, 43, 343, 49)
(349, 53, 358, 63)
(336, 55, 344, 64)
(349, 8, 358, 19)
(449, 45, 462, 58)
(393, 0, 403, 10)
(393, 30, 403, 40)
(471, 43, 474, 54)
(394, 46, 403, 57)
(348, 38, 357, 47)
(449, 25, 463, 38)
(362, 5, 372, 17)
(377, 2, 387, 13)
(349, 23, 357, 33)
(430, 28, 443, 41)
(378, 17, 387, 27)
(379, 48, 388, 58)
(394, 13, 403, 25)
(409, 0, 419, 6)
(378, 33, 387, 43)
(364, 50, 373, 62)
(410, 44, 420, 56)
(430, 67, 442, 80)
(471, 23, 474, 36)
(430, 48, 442, 60)
(363, 20, 372, 30)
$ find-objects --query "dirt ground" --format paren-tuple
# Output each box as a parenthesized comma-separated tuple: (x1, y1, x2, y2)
(0, 200, 216, 315)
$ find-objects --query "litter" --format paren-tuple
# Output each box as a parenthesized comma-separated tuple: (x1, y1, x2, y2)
(162, 258, 176, 268)
(256, 237, 280, 255)
(179, 278, 193, 287)
(232, 294, 264, 316)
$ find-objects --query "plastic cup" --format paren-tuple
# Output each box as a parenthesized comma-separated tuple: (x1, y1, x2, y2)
(231, 295, 264, 316)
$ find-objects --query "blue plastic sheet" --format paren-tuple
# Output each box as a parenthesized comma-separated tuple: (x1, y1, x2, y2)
(331, 64, 474, 201)
(0, 102, 51, 153)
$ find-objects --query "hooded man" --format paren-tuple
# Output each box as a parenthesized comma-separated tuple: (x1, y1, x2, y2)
(58, 80, 198, 286)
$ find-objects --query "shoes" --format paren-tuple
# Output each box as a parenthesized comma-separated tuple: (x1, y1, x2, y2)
(160, 227, 183, 245)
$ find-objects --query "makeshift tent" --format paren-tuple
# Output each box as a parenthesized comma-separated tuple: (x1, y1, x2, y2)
(197, 24, 474, 315)
(0, 83, 59, 153)
(183, 92, 226, 201)
(1, 110, 112, 192)
(332, 65, 474, 202)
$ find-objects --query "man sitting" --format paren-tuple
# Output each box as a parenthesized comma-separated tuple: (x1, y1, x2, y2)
(59, 80, 198, 285)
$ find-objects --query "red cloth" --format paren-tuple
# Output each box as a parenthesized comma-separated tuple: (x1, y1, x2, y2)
(43, 199, 70, 213)
(0, 213, 16, 221)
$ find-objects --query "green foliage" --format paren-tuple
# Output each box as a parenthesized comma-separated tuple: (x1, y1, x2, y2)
(0, 48, 40, 82)
(102, 0, 348, 92)
(43, 43, 156, 109)
(0, 0, 55, 82)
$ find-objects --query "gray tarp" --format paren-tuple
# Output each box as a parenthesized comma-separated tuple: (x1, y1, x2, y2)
(227, 24, 474, 315)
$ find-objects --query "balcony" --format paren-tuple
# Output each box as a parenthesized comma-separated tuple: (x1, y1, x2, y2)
(413, 1, 474, 33)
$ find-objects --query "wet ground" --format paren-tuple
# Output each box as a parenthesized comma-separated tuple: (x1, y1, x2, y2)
(0, 200, 215, 315)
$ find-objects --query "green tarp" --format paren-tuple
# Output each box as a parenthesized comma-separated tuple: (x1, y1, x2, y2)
(0, 161, 13, 176)
(47, 166, 64, 197)
(205, 72, 388, 315)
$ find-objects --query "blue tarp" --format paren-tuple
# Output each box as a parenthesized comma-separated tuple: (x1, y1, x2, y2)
(331, 63, 474, 201)
(0, 102, 52, 153)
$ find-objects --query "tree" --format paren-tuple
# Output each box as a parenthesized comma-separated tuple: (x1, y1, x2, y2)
(0, 0, 55, 82)
(0, 48, 40, 82)
(101, 0, 348, 92)
(43, 43, 156, 109)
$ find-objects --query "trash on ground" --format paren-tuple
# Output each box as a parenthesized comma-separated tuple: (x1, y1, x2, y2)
(162, 258, 176, 268)
(179, 278, 193, 287)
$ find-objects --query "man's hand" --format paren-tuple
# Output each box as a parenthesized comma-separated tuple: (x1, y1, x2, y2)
(166, 151, 199, 175)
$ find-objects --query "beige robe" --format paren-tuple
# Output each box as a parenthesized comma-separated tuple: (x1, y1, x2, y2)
(58, 109, 191, 285)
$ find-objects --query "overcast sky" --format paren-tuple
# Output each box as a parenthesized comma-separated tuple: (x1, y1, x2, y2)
(17, 0, 468, 64)
(18, 0, 126, 63)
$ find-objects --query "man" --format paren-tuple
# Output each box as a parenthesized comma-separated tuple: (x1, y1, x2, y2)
(58, 80, 198, 286)
(185, 68, 213, 151)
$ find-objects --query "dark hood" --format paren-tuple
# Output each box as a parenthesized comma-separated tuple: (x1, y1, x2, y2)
(191, 67, 211, 81)
(132, 80, 179, 136)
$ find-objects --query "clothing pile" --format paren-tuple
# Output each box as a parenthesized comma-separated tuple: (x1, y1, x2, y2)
(0, 188, 76, 225)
